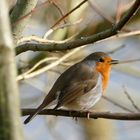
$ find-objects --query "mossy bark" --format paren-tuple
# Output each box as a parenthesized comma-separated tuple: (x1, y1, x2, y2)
(0, 0, 23, 140)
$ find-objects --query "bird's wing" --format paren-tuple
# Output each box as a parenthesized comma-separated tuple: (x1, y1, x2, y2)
(54, 62, 99, 109)
(41, 62, 96, 107)
(53, 79, 99, 109)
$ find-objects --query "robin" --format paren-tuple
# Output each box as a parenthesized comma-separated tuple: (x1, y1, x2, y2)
(24, 52, 118, 124)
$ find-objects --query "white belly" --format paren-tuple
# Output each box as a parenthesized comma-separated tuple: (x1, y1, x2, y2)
(77, 84, 102, 110)
(66, 74, 103, 110)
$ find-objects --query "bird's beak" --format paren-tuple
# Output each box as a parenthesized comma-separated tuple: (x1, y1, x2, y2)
(110, 59, 119, 65)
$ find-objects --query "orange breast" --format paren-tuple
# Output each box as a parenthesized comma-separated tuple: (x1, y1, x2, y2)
(95, 62, 111, 93)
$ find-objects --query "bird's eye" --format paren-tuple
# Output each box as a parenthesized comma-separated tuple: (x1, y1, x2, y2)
(99, 58, 104, 62)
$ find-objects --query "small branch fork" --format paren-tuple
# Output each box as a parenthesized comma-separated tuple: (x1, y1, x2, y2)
(22, 109, 140, 121)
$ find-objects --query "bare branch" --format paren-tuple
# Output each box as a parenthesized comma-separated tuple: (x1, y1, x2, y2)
(18, 29, 140, 48)
(17, 46, 85, 80)
(102, 96, 134, 113)
(17, 57, 58, 80)
(22, 109, 140, 121)
(50, 0, 67, 24)
(123, 86, 140, 112)
(44, 19, 82, 38)
(16, 0, 140, 55)
(102, 30, 140, 41)
(107, 44, 126, 54)
(117, 58, 140, 64)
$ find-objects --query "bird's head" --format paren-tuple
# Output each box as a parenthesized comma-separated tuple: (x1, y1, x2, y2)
(84, 52, 118, 91)
(84, 51, 118, 70)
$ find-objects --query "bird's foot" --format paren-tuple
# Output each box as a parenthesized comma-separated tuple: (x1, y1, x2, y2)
(68, 109, 79, 122)
(85, 109, 96, 119)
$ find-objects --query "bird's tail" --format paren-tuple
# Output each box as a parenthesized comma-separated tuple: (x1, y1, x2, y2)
(24, 103, 45, 124)
(24, 90, 56, 124)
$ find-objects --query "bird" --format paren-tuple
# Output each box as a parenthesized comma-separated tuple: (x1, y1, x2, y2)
(24, 51, 118, 124)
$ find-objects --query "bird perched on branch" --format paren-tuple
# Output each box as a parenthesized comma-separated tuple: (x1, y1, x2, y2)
(24, 52, 118, 124)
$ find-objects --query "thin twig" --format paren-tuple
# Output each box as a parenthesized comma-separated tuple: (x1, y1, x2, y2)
(117, 30, 140, 37)
(50, 0, 67, 24)
(17, 57, 59, 81)
(123, 86, 140, 112)
(17, 57, 73, 81)
(18, 36, 63, 44)
(107, 44, 126, 54)
(17, 35, 77, 44)
(101, 30, 140, 42)
(44, 19, 82, 38)
(50, 0, 88, 29)
(102, 96, 134, 113)
(117, 58, 140, 64)
(17, 46, 85, 80)
(22, 109, 140, 121)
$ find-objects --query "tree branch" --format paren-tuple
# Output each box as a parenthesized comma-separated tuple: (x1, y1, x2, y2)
(17, 46, 85, 80)
(16, 0, 140, 55)
(102, 96, 134, 113)
(22, 109, 140, 121)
